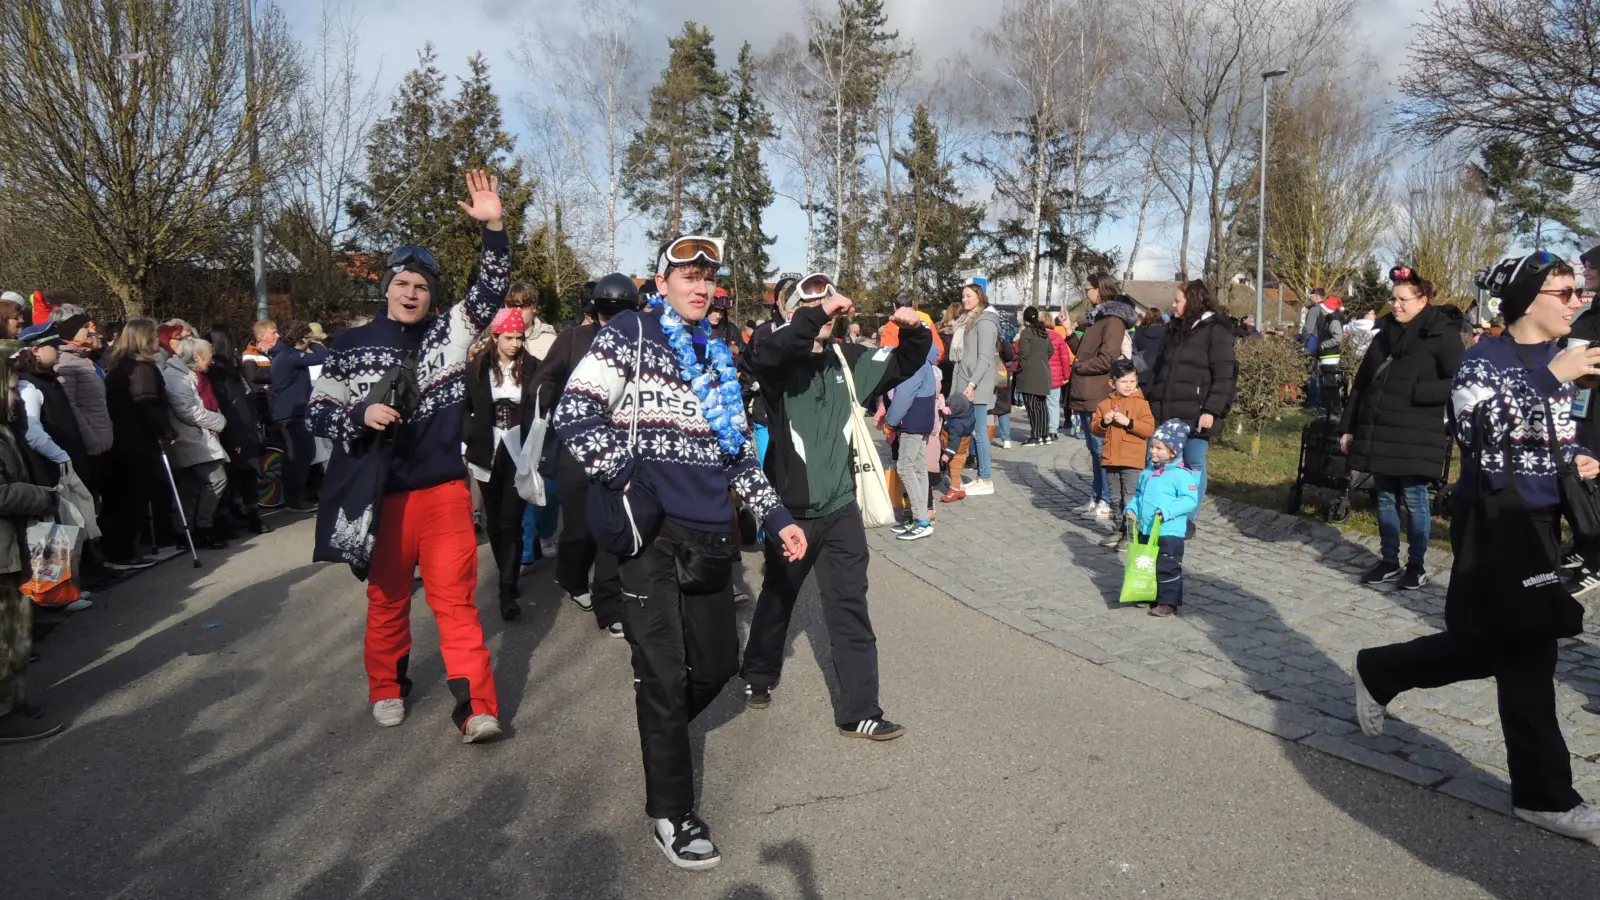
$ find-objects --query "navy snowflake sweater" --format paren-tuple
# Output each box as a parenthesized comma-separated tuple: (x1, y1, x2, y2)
(553, 307, 794, 536)
(1451, 333, 1591, 509)
(307, 225, 511, 494)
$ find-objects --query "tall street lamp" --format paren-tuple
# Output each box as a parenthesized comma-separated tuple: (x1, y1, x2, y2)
(243, 0, 268, 321)
(1256, 68, 1289, 332)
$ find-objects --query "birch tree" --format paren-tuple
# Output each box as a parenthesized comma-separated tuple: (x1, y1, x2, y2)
(514, 0, 642, 271)
(274, 0, 382, 315)
(758, 35, 826, 272)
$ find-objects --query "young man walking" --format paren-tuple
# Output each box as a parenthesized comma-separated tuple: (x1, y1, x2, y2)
(741, 275, 932, 739)
(555, 237, 806, 871)
(529, 273, 640, 637)
(307, 170, 508, 744)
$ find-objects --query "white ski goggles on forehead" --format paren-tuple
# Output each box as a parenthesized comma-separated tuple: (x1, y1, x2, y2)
(655, 235, 725, 276)
(794, 273, 836, 302)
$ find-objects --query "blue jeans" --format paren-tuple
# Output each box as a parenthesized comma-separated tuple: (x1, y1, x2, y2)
(971, 403, 993, 479)
(1184, 436, 1210, 521)
(1074, 411, 1108, 503)
(1045, 391, 1062, 436)
(1374, 474, 1430, 569)
(521, 479, 561, 563)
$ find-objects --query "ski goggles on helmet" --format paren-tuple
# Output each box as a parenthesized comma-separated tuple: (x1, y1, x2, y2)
(655, 235, 724, 275)
(386, 244, 440, 275)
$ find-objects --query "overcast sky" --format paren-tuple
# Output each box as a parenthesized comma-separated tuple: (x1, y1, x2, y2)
(278, 0, 1435, 293)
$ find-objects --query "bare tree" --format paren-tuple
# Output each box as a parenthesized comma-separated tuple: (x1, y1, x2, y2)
(1400, 150, 1509, 304)
(274, 0, 382, 314)
(971, 0, 1076, 305)
(759, 35, 826, 272)
(1400, 0, 1600, 176)
(1264, 77, 1398, 303)
(0, 0, 302, 317)
(513, 0, 643, 271)
(1055, 0, 1122, 284)
(1137, 0, 1359, 288)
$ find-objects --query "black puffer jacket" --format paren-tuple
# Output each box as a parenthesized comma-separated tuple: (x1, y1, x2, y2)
(1148, 313, 1238, 438)
(1337, 303, 1465, 479)
(1131, 322, 1167, 391)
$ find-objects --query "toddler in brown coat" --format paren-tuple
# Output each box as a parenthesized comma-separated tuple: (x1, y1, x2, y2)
(1090, 359, 1155, 549)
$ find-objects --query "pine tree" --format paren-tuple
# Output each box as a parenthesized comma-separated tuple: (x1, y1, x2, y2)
(524, 204, 589, 325)
(624, 22, 730, 246)
(1471, 137, 1593, 250)
(888, 106, 982, 304)
(350, 47, 532, 300)
(715, 43, 776, 313)
(809, 0, 908, 295)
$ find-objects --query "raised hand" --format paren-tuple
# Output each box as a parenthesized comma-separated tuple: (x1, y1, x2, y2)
(823, 294, 856, 319)
(456, 169, 504, 230)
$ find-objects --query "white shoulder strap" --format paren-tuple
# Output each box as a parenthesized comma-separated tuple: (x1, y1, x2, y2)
(628, 320, 644, 453)
(832, 344, 862, 407)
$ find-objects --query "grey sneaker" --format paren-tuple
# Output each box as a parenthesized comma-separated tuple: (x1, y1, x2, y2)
(1353, 666, 1385, 737)
(372, 698, 405, 727)
(462, 714, 502, 744)
(1515, 803, 1600, 842)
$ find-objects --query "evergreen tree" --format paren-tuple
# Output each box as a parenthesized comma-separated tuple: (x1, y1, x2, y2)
(1347, 259, 1390, 318)
(350, 47, 531, 300)
(809, 0, 908, 295)
(1470, 137, 1593, 250)
(524, 204, 589, 325)
(714, 43, 776, 312)
(624, 22, 730, 245)
(888, 105, 982, 305)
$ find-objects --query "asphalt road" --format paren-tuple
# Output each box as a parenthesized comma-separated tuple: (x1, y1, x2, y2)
(4, 514, 1599, 899)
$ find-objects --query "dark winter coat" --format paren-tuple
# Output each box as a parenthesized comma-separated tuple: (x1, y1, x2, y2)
(1337, 303, 1465, 480)
(106, 356, 176, 461)
(1147, 312, 1238, 439)
(1069, 298, 1138, 412)
(1131, 322, 1167, 391)
(1015, 323, 1055, 396)
(208, 360, 263, 473)
(464, 350, 538, 471)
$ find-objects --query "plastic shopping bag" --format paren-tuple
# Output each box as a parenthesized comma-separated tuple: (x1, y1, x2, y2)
(21, 518, 80, 607)
(515, 409, 550, 506)
(1118, 517, 1162, 605)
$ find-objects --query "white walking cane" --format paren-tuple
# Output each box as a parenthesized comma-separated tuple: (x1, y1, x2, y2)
(159, 448, 202, 568)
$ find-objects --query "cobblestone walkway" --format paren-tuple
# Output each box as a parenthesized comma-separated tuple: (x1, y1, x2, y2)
(870, 431, 1600, 814)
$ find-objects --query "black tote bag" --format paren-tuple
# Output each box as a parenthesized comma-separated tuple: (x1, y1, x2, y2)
(1444, 406, 1584, 645)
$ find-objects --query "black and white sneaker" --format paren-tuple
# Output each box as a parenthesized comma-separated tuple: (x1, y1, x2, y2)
(1566, 567, 1600, 597)
(1399, 567, 1430, 591)
(1563, 552, 1587, 570)
(1360, 561, 1404, 585)
(840, 716, 906, 741)
(566, 591, 594, 612)
(652, 813, 721, 870)
(608, 622, 626, 639)
(745, 684, 772, 709)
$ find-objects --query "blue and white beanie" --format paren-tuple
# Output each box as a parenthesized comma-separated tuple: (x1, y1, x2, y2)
(1152, 419, 1190, 459)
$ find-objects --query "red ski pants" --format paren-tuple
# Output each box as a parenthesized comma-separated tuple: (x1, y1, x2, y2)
(365, 480, 499, 728)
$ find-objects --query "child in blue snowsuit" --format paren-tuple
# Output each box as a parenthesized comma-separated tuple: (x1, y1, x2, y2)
(1126, 419, 1201, 618)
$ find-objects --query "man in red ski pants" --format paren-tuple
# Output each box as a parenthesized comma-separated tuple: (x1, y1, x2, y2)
(308, 170, 508, 742)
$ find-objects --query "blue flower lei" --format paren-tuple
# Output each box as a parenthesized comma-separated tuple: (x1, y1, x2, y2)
(649, 297, 747, 456)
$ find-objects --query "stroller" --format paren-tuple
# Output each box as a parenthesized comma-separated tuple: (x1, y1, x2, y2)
(1287, 367, 1356, 522)
(1287, 367, 1454, 523)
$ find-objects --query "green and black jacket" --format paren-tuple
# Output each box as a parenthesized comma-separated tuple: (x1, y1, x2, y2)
(747, 306, 933, 519)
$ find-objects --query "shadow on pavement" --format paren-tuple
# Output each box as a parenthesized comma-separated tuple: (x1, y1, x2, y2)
(997, 452, 1600, 899)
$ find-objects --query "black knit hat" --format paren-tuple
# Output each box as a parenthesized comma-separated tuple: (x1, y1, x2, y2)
(1482, 252, 1565, 323)
(378, 245, 442, 300)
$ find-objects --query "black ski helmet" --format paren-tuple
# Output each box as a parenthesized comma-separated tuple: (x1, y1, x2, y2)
(592, 272, 640, 317)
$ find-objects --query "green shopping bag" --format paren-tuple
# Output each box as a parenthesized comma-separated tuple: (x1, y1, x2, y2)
(1119, 515, 1162, 604)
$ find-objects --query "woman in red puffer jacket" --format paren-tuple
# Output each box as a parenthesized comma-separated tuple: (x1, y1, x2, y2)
(1046, 323, 1072, 441)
